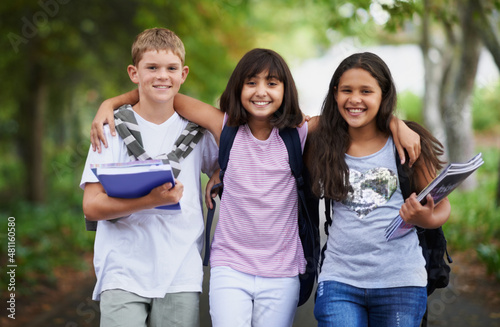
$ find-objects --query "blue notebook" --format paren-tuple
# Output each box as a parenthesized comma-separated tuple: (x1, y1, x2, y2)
(91, 160, 181, 210)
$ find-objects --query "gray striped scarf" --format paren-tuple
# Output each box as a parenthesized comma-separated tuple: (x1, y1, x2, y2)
(85, 104, 205, 231)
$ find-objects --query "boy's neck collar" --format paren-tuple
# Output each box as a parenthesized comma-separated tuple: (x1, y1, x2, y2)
(132, 101, 175, 125)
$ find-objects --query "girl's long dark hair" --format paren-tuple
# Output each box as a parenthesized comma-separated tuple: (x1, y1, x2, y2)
(400, 121, 446, 193)
(306, 52, 444, 200)
(219, 48, 303, 128)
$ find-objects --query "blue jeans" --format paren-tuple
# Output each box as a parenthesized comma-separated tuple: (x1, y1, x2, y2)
(314, 280, 427, 327)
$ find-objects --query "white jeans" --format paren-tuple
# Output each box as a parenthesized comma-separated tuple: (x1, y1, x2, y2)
(209, 266, 300, 327)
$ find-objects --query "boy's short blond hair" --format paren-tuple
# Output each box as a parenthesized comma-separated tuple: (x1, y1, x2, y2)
(131, 28, 186, 66)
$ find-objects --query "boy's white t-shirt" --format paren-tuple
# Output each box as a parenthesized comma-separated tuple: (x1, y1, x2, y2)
(80, 109, 218, 300)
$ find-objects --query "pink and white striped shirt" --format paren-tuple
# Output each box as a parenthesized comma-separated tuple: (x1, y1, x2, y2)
(210, 120, 308, 277)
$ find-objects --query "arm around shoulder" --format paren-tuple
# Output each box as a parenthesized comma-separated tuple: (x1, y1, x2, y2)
(91, 89, 140, 152)
(390, 116, 421, 167)
(174, 94, 224, 143)
(306, 116, 320, 134)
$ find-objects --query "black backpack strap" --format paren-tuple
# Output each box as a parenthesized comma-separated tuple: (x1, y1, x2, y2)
(203, 183, 221, 267)
(218, 125, 239, 178)
(203, 125, 238, 266)
(279, 127, 309, 247)
(394, 148, 412, 200)
(319, 198, 332, 271)
(280, 127, 321, 306)
(324, 198, 332, 235)
(279, 128, 304, 191)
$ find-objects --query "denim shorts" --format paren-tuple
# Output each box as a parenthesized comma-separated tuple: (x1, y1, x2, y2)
(314, 280, 427, 327)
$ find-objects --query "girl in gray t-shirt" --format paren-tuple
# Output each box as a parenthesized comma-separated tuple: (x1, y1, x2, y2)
(307, 52, 451, 327)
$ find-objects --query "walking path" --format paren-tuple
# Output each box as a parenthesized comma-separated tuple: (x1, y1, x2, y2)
(4, 252, 499, 327)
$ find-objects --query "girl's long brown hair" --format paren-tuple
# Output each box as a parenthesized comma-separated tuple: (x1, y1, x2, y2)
(399, 121, 446, 193)
(306, 52, 445, 200)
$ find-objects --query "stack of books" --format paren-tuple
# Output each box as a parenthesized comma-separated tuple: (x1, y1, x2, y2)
(91, 160, 181, 210)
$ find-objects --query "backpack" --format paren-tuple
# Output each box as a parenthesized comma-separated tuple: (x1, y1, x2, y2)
(203, 125, 321, 307)
(322, 147, 452, 326)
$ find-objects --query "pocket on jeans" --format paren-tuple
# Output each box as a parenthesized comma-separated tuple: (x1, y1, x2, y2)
(317, 281, 324, 298)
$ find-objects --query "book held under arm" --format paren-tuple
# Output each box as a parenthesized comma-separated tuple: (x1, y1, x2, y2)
(91, 159, 181, 210)
(385, 153, 484, 241)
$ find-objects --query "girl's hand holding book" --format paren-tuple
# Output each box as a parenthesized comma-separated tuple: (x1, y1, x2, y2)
(399, 193, 449, 229)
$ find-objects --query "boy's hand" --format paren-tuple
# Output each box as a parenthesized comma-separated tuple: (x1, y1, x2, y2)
(205, 169, 221, 210)
(392, 118, 421, 167)
(91, 99, 117, 153)
(297, 114, 311, 128)
(148, 179, 183, 207)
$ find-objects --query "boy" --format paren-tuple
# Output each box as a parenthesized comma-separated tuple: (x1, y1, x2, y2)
(80, 28, 218, 327)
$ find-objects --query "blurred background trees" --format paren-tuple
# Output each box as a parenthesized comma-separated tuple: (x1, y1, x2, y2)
(0, 0, 499, 298)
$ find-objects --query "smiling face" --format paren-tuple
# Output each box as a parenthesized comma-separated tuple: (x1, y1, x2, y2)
(128, 49, 188, 108)
(335, 68, 382, 132)
(240, 70, 284, 124)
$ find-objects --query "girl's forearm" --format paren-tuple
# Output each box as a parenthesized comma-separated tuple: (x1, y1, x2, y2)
(108, 89, 139, 109)
(174, 94, 224, 142)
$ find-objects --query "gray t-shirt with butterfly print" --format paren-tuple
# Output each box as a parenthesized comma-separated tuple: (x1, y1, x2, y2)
(318, 136, 427, 288)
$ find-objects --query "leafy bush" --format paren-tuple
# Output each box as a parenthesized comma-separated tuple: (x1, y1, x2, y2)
(471, 82, 500, 132)
(396, 91, 423, 124)
(444, 147, 500, 280)
(477, 244, 500, 281)
(0, 143, 94, 295)
(0, 200, 94, 295)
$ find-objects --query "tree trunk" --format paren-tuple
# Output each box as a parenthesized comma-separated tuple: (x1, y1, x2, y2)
(17, 63, 47, 203)
(470, 0, 500, 206)
(473, 0, 500, 69)
(441, 0, 481, 190)
(420, 0, 448, 158)
(497, 159, 500, 207)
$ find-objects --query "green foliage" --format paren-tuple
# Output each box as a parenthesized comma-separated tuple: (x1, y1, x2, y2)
(443, 147, 500, 280)
(0, 141, 93, 295)
(471, 81, 500, 132)
(0, 200, 94, 296)
(396, 91, 423, 124)
(396, 81, 500, 134)
(477, 244, 500, 281)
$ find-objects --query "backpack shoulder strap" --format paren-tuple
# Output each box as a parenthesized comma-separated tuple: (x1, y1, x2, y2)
(394, 147, 412, 200)
(280, 127, 320, 306)
(278, 127, 311, 227)
(203, 124, 238, 266)
(218, 124, 239, 179)
(278, 127, 303, 183)
(319, 198, 332, 271)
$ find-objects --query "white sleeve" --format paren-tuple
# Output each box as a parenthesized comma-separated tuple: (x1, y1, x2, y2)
(200, 130, 219, 178)
(79, 126, 120, 190)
